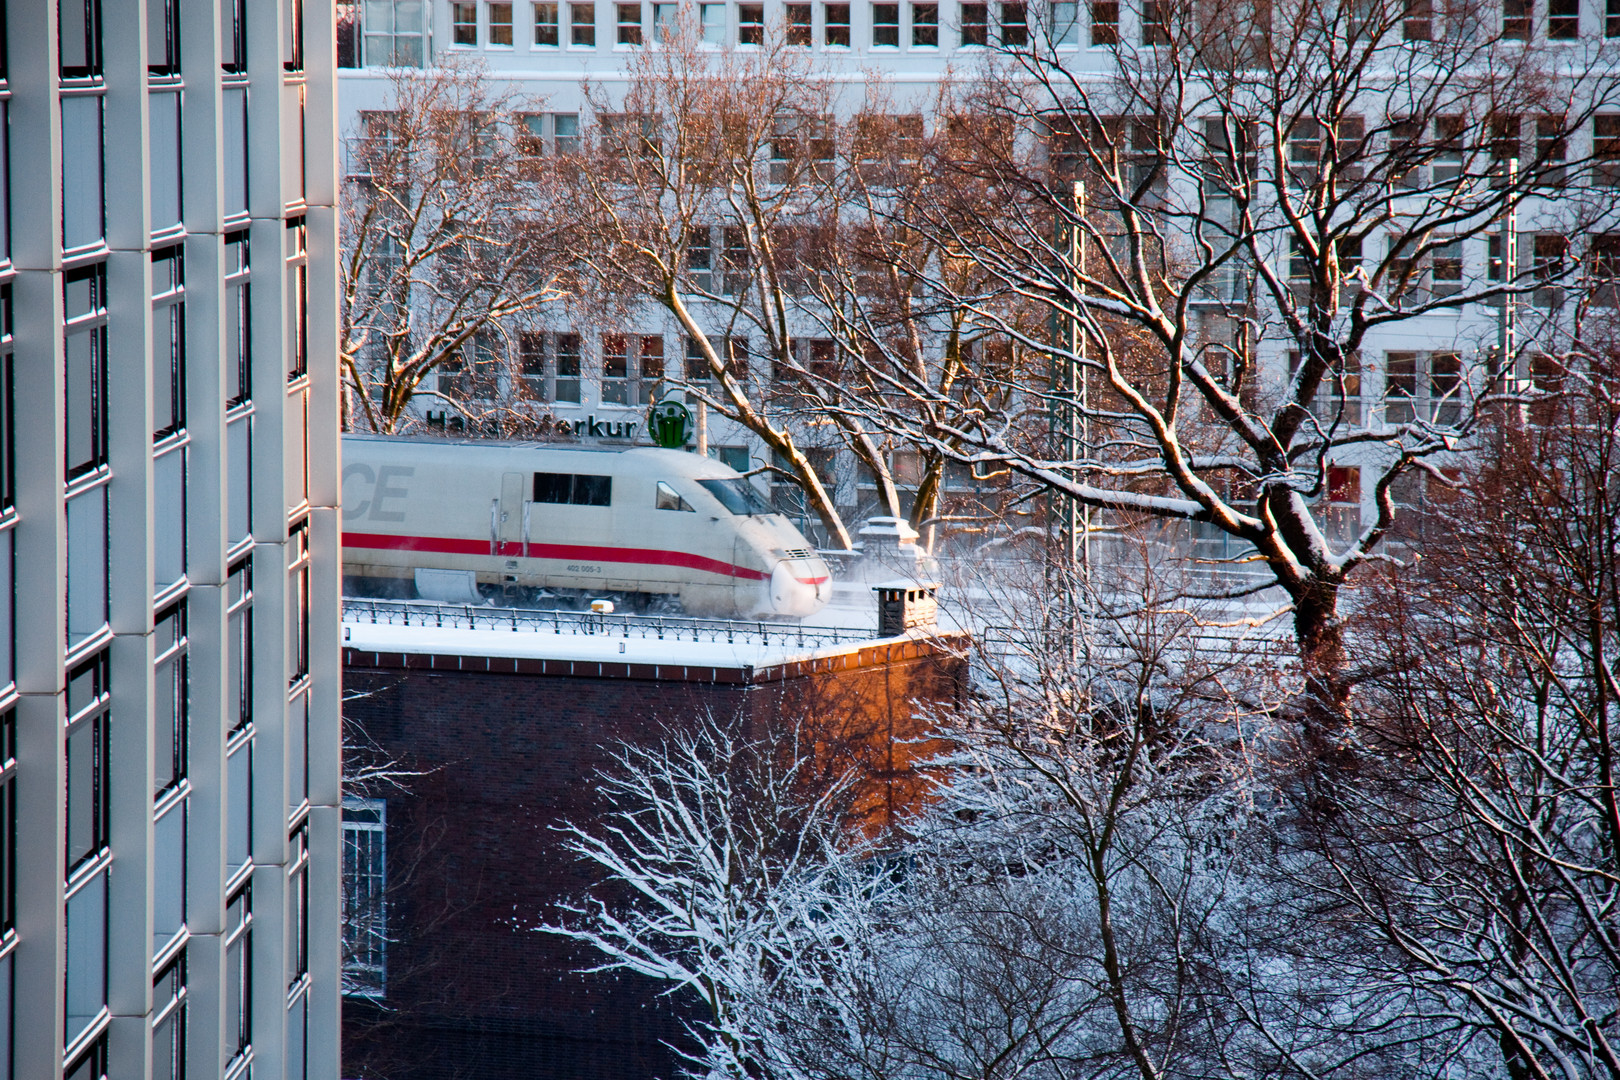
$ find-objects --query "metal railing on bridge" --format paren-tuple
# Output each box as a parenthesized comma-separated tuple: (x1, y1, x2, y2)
(342, 597, 871, 650)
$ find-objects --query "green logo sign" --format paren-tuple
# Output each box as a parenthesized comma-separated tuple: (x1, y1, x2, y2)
(646, 399, 694, 449)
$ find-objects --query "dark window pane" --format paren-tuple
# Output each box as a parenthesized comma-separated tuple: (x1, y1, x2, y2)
(573, 475, 611, 506)
(533, 472, 572, 503)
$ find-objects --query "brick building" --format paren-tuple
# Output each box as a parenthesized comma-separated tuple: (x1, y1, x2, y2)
(337, 609, 967, 1080)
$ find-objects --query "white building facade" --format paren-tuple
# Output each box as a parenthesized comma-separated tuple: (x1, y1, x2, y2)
(333, 0, 1620, 549)
(2, 1, 343, 1078)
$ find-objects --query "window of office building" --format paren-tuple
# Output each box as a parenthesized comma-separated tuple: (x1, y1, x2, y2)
(618, 2, 644, 42)
(913, 2, 939, 43)
(535, 1, 560, 43)
(701, 3, 727, 41)
(960, 1, 987, 43)
(153, 246, 186, 439)
(65, 265, 108, 480)
(1141, 0, 1168, 43)
(1609, 0, 1620, 36)
(556, 333, 583, 402)
(151, 954, 186, 1080)
(0, 708, 12, 1080)
(65, 1037, 107, 1080)
(60, 0, 103, 78)
(227, 561, 253, 733)
(226, 410, 252, 549)
(1385, 350, 1462, 424)
(225, 231, 251, 404)
(284, 0, 305, 70)
(1090, 0, 1117, 41)
(1050, 0, 1078, 42)
(452, 1, 478, 44)
(288, 522, 310, 685)
(1548, 0, 1578, 36)
(0, 291, 12, 693)
(786, 3, 813, 43)
(572, 1, 598, 44)
(490, 0, 516, 42)
(342, 798, 388, 997)
(739, 2, 764, 42)
(1, 94, 10, 266)
(1288, 349, 1362, 426)
(1503, 0, 1529, 38)
(286, 217, 308, 380)
(66, 656, 109, 873)
(289, 824, 311, 987)
(225, 886, 252, 1071)
(722, 227, 750, 294)
(601, 334, 664, 406)
(154, 604, 188, 795)
(1432, 239, 1464, 296)
(65, 654, 110, 1048)
(221, 0, 247, 71)
(1595, 115, 1620, 187)
(873, 2, 900, 44)
(652, 2, 678, 41)
(684, 335, 748, 388)
(686, 226, 713, 291)
(519, 332, 547, 399)
(999, 1, 1028, 44)
(364, 0, 429, 65)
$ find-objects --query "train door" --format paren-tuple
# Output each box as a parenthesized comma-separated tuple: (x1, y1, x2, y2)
(497, 472, 525, 553)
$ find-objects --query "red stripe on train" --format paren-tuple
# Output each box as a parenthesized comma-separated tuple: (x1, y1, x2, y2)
(343, 531, 772, 581)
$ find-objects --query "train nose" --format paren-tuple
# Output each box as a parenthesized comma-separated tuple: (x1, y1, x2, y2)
(769, 558, 831, 617)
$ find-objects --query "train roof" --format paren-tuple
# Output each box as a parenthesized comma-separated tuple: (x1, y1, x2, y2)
(342, 433, 750, 479)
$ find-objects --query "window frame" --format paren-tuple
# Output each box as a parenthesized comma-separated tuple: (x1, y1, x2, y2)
(534, 0, 561, 44)
(64, 263, 109, 482)
(341, 798, 388, 998)
(616, 2, 644, 44)
(151, 245, 186, 442)
(873, 2, 901, 45)
(489, 0, 516, 44)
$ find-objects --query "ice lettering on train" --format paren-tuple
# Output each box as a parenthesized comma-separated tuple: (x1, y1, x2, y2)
(341, 463, 414, 522)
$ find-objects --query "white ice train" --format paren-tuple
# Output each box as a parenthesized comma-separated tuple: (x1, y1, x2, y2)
(341, 434, 832, 618)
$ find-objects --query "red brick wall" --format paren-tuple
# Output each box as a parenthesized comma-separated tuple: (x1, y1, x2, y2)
(340, 639, 967, 1080)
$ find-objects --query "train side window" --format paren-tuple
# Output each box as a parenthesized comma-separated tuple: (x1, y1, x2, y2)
(655, 481, 693, 511)
(533, 472, 572, 503)
(574, 475, 611, 506)
(535, 471, 612, 506)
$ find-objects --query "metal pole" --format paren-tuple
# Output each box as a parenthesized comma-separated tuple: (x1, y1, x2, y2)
(1498, 158, 1518, 401)
(1048, 181, 1088, 645)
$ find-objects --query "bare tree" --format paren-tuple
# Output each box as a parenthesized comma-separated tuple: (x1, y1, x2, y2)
(831, 0, 1620, 717)
(1287, 343, 1620, 1080)
(558, 30, 1034, 549)
(542, 711, 878, 1077)
(340, 61, 571, 433)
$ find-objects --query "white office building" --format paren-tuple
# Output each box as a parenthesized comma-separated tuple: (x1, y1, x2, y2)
(1, 1, 342, 1078)
(332, 0, 1620, 548)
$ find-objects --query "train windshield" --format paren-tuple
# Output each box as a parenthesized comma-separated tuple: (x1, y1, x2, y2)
(698, 478, 776, 517)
